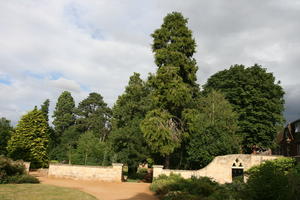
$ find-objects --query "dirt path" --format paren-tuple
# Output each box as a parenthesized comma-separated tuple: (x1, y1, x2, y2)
(37, 176, 158, 200)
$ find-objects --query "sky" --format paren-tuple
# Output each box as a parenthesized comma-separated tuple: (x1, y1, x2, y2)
(0, 0, 299, 125)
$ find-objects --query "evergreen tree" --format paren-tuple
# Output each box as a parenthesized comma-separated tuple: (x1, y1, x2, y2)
(76, 92, 111, 141)
(203, 64, 285, 153)
(40, 99, 50, 122)
(110, 73, 150, 176)
(7, 108, 48, 168)
(52, 91, 75, 143)
(0, 117, 13, 156)
(141, 12, 199, 167)
(183, 90, 240, 168)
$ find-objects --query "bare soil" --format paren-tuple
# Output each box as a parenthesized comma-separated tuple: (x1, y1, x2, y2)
(33, 172, 158, 200)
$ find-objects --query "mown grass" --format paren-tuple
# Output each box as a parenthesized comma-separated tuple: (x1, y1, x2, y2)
(0, 184, 97, 200)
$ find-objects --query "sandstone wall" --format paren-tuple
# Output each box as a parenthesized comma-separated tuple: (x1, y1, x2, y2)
(23, 162, 30, 174)
(153, 154, 282, 184)
(48, 163, 123, 182)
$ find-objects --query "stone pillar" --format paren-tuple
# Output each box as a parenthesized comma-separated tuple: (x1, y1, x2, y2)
(112, 163, 124, 182)
(153, 165, 164, 178)
(23, 162, 30, 174)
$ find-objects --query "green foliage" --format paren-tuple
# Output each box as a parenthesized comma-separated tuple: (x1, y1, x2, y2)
(183, 91, 240, 168)
(246, 157, 296, 176)
(141, 109, 183, 156)
(151, 174, 221, 200)
(76, 92, 111, 141)
(142, 12, 200, 166)
(52, 91, 76, 141)
(0, 117, 13, 156)
(151, 12, 198, 87)
(0, 155, 38, 184)
(7, 108, 48, 168)
(243, 158, 299, 200)
(6, 174, 40, 184)
(110, 73, 150, 176)
(203, 64, 285, 152)
(75, 131, 99, 165)
(40, 99, 50, 122)
(49, 125, 80, 163)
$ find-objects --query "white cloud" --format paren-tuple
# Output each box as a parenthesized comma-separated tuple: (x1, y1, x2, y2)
(0, 0, 300, 124)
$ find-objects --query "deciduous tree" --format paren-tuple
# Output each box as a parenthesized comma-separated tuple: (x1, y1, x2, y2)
(0, 117, 12, 156)
(203, 64, 285, 153)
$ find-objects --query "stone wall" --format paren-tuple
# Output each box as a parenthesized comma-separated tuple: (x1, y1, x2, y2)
(23, 162, 30, 174)
(48, 163, 123, 182)
(153, 154, 282, 184)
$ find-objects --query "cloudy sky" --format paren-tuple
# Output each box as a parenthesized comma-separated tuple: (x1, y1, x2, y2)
(0, 0, 299, 125)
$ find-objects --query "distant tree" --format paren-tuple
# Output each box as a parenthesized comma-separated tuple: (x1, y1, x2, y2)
(7, 108, 48, 168)
(203, 64, 285, 153)
(76, 92, 111, 141)
(183, 90, 240, 168)
(110, 73, 150, 176)
(141, 12, 199, 168)
(52, 91, 75, 145)
(40, 99, 50, 122)
(76, 131, 98, 165)
(0, 117, 13, 156)
(49, 125, 81, 163)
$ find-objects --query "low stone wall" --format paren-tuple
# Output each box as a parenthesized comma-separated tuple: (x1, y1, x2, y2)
(153, 154, 282, 184)
(48, 163, 123, 182)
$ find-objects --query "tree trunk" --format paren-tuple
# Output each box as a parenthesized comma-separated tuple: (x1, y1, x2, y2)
(84, 153, 88, 165)
(165, 155, 170, 169)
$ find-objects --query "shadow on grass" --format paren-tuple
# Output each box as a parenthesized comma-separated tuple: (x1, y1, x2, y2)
(117, 192, 158, 200)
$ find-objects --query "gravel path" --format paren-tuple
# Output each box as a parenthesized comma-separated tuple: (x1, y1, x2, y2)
(37, 176, 158, 200)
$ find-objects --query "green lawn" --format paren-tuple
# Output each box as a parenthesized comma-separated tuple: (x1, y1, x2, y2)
(0, 184, 97, 200)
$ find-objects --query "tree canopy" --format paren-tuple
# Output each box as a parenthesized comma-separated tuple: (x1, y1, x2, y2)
(52, 91, 76, 143)
(203, 64, 285, 153)
(76, 92, 111, 141)
(0, 117, 12, 156)
(183, 90, 240, 168)
(7, 108, 49, 168)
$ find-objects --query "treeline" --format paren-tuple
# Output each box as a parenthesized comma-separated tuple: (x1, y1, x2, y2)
(0, 12, 285, 175)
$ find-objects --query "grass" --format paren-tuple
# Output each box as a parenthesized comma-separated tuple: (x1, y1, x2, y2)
(0, 184, 97, 200)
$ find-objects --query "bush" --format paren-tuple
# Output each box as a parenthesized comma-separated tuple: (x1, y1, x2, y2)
(6, 174, 40, 184)
(243, 158, 300, 200)
(0, 155, 39, 184)
(151, 174, 221, 200)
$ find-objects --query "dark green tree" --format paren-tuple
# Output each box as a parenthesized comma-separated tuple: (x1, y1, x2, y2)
(40, 99, 50, 122)
(203, 64, 285, 153)
(52, 91, 75, 144)
(7, 108, 48, 168)
(141, 12, 199, 167)
(110, 73, 150, 176)
(0, 117, 13, 156)
(183, 90, 240, 168)
(76, 92, 111, 141)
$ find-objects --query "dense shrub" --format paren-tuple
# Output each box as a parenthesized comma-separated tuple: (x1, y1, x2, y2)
(0, 155, 39, 184)
(243, 158, 300, 200)
(151, 173, 222, 200)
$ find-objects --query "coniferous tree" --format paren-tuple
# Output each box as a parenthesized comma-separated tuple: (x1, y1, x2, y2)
(76, 92, 111, 141)
(7, 108, 48, 168)
(40, 99, 50, 122)
(52, 91, 75, 143)
(110, 73, 150, 176)
(141, 12, 199, 167)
